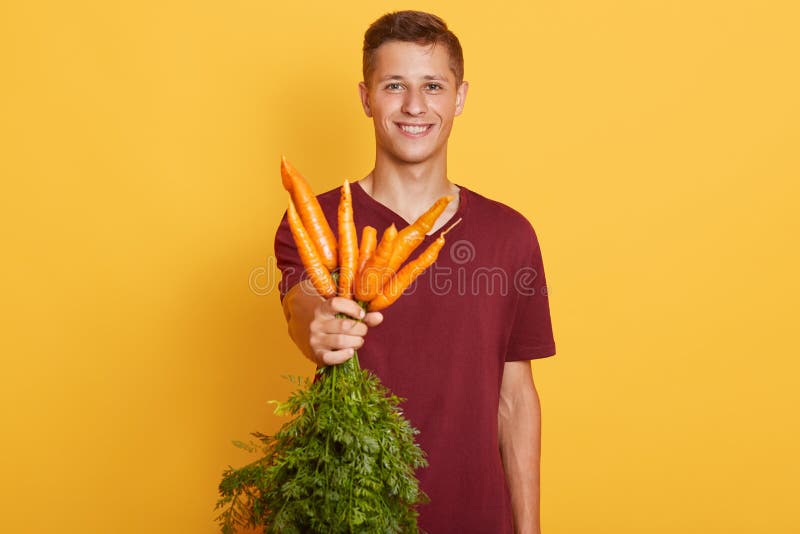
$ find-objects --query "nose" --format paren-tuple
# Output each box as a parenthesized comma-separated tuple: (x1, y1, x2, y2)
(401, 89, 427, 116)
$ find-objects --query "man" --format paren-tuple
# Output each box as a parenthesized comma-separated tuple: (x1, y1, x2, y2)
(275, 10, 556, 534)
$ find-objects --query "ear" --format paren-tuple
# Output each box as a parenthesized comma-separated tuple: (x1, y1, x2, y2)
(455, 81, 469, 116)
(358, 81, 372, 117)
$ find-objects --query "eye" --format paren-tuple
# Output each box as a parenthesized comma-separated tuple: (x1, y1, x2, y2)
(384, 82, 403, 91)
(425, 83, 444, 91)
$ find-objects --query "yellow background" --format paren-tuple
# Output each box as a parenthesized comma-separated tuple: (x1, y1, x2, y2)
(2, 1, 798, 532)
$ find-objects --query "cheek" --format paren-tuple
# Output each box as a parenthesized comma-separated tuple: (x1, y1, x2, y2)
(430, 97, 457, 117)
(371, 95, 398, 117)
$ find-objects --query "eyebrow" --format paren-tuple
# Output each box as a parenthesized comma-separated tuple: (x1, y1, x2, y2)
(379, 74, 448, 82)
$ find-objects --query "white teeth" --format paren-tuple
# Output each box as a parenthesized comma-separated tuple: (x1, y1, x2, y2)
(400, 124, 428, 134)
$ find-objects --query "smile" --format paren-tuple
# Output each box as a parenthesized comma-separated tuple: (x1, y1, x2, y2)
(396, 123, 433, 137)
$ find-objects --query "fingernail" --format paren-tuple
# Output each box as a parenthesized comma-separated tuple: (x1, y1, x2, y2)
(359, 309, 366, 319)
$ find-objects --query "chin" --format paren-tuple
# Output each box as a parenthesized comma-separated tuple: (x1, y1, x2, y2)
(389, 144, 442, 165)
(391, 152, 434, 165)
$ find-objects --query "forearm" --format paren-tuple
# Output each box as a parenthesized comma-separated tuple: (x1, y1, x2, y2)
(282, 280, 324, 360)
(498, 363, 542, 534)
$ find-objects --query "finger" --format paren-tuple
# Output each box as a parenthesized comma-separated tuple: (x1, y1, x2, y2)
(308, 320, 365, 354)
(323, 317, 368, 337)
(318, 347, 356, 366)
(321, 333, 365, 351)
(363, 312, 383, 327)
(309, 333, 364, 354)
(315, 297, 358, 320)
(327, 297, 366, 320)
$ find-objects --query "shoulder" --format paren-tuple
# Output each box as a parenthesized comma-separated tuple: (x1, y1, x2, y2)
(457, 186, 545, 267)
(461, 186, 538, 240)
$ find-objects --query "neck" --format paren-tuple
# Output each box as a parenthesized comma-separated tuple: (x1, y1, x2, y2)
(360, 149, 459, 223)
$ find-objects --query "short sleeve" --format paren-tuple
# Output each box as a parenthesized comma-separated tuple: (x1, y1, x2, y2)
(274, 211, 305, 301)
(505, 223, 556, 361)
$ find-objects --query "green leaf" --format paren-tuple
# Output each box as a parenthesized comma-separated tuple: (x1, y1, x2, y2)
(216, 351, 427, 533)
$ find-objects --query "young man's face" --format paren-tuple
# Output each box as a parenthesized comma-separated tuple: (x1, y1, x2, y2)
(359, 40, 468, 166)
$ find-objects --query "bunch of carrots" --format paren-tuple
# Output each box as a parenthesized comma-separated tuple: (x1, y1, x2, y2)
(215, 158, 458, 534)
(282, 155, 459, 313)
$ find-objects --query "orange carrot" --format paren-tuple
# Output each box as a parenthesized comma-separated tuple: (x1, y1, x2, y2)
(354, 223, 398, 302)
(386, 195, 453, 275)
(372, 223, 398, 265)
(281, 156, 338, 271)
(355, 225, 377, 285)
(286, 198, 336, 299)
(337, 180, 358, 299)
(368, 219, 462, 312)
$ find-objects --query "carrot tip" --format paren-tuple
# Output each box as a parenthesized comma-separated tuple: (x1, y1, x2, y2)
(440, 217, 463, 237)
(280, 156, 293, 191)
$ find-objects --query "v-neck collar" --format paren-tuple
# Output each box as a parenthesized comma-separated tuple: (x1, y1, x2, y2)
(351, 180, 469, 237)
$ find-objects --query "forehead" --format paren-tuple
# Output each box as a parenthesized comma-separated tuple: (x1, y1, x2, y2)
(370, 40, 454, 82)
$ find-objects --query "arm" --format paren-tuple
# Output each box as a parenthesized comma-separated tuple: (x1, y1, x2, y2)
(282, 279, 383, 366)
(498, 360, 542, 534)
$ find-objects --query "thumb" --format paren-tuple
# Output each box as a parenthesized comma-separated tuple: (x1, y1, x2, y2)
(363, 311, 383, 327)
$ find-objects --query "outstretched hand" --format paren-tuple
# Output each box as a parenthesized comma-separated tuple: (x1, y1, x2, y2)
(283, 280, 383, 367)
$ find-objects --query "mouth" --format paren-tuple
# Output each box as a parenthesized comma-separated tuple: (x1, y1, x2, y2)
(395, 122, 434, 137)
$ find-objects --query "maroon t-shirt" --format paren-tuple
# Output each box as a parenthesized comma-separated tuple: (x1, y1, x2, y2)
(275, 182, 556, 533)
